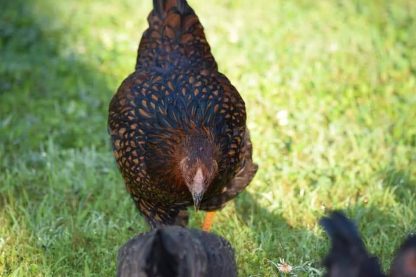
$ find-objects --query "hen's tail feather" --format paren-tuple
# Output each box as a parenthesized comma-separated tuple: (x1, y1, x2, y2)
(136, 0, 215, 70)
(149, 0, 197, 35)
(153, 0, 191, 16)
(319, 211, 366, 250)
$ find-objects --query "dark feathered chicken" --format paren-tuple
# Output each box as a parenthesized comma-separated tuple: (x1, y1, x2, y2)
(320, 211, 416, 277)
(108, 0, 257, 227)
(390, 235, 416, 277)
(320, 211, 386, 277)
(116, 226, 237, 277)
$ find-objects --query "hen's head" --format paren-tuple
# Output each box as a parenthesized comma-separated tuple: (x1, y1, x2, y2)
(179, 134, 219, 210)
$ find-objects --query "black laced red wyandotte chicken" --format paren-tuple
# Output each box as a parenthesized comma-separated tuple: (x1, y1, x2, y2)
(108, 0, 257, 229)
(320, 211, 416, 277)
(116, 226, 237, 277)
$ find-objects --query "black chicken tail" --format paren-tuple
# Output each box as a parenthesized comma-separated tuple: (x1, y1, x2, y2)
(320, 211, 366, 251)
(319, 211, 386, 277)
(150, 0, 196, 32)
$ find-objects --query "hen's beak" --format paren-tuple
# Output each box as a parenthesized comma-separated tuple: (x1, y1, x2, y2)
(188, 168, 206, 211)
(192, 192, 204, 211)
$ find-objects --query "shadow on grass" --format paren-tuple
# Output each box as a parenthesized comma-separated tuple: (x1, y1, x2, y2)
(0, 0, 112, 156)
(381, 167, 416, 202)
(0, 0, 114, 208)
(234, 192, 325, 275)
(0, 0, 139, 275)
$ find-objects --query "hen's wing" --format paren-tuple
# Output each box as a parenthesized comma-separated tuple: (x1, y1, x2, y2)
(133, 198, 189, 228)
(200, 129, 257, 211)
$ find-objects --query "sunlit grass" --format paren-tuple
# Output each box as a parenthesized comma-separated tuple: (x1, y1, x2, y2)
(1, 0, 415, 276)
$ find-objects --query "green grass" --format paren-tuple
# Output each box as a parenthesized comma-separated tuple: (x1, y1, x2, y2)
(1, 0, 415, 276)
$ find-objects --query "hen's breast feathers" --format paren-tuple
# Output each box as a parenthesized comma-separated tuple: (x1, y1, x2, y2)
(109, 69, 247, 192)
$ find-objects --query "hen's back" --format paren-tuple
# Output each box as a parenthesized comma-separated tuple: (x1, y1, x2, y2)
(116, 226, 237, 277)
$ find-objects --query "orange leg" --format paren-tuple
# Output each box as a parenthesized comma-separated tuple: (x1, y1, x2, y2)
(202, 211, 216, 231)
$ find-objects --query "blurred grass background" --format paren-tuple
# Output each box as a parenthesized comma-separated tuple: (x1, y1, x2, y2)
(0, 0, 415, 276)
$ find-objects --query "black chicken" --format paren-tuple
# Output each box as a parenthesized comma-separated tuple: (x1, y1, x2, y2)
(108, 0, 257, 228)
(320, 211, 385, 277)
(320, 211, 416, 277)
(116, 226, 237, 277)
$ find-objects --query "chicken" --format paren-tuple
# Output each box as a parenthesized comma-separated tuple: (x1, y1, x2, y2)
(390, 235, 416, 277)
(116, 226, 237, 277)
(108, 0, 257, 228)
(319, 211, 386, 277)
(320, 211, 416, 277)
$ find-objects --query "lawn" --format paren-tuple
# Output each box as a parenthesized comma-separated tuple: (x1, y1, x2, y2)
(1, 0, 415, 276)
